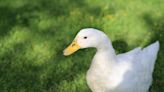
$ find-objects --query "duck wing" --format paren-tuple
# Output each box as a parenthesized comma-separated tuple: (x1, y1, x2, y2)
(116, 41, 159, 72)
(114, 41, 159, 92)
(116, 47, 142, 63)
(139, 41, 160, 73)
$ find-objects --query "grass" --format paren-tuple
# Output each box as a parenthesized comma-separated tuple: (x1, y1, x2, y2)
(0, 0, 163, 92)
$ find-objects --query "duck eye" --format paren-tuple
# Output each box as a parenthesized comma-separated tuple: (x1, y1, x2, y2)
(84, 36, 87, 39)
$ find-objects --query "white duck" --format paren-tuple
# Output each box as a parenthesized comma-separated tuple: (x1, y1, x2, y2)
(63, 28, 159, 92)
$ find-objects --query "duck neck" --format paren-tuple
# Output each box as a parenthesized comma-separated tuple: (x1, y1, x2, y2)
(93, 39, 117, 67)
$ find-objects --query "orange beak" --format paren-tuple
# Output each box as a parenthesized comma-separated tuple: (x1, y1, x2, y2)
(63, 40, 80, 56)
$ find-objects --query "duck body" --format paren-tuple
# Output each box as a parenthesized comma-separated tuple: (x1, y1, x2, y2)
(63, 28, 160, 92)
(87, 41, 159, 92)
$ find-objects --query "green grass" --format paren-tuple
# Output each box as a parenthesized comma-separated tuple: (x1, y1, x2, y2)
(0, 0, 163, 92)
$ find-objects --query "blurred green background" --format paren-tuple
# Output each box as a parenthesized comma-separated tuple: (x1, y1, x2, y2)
(0, 0, 163, 92)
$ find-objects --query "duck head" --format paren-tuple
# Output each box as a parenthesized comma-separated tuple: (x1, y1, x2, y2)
(63, 28, 111, 56)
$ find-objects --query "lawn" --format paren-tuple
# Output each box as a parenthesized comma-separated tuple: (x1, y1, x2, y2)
(0, 0, 163, 92)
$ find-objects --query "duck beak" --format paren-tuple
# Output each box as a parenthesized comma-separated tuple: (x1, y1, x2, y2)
(63, 40, 80, 56)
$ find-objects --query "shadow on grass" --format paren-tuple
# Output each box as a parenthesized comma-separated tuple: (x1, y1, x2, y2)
(0, 7, 17, 36)
(112, 40, 128, 54)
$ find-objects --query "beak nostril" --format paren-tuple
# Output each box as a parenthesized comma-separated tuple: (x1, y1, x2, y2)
(72, 44, 75, 47)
